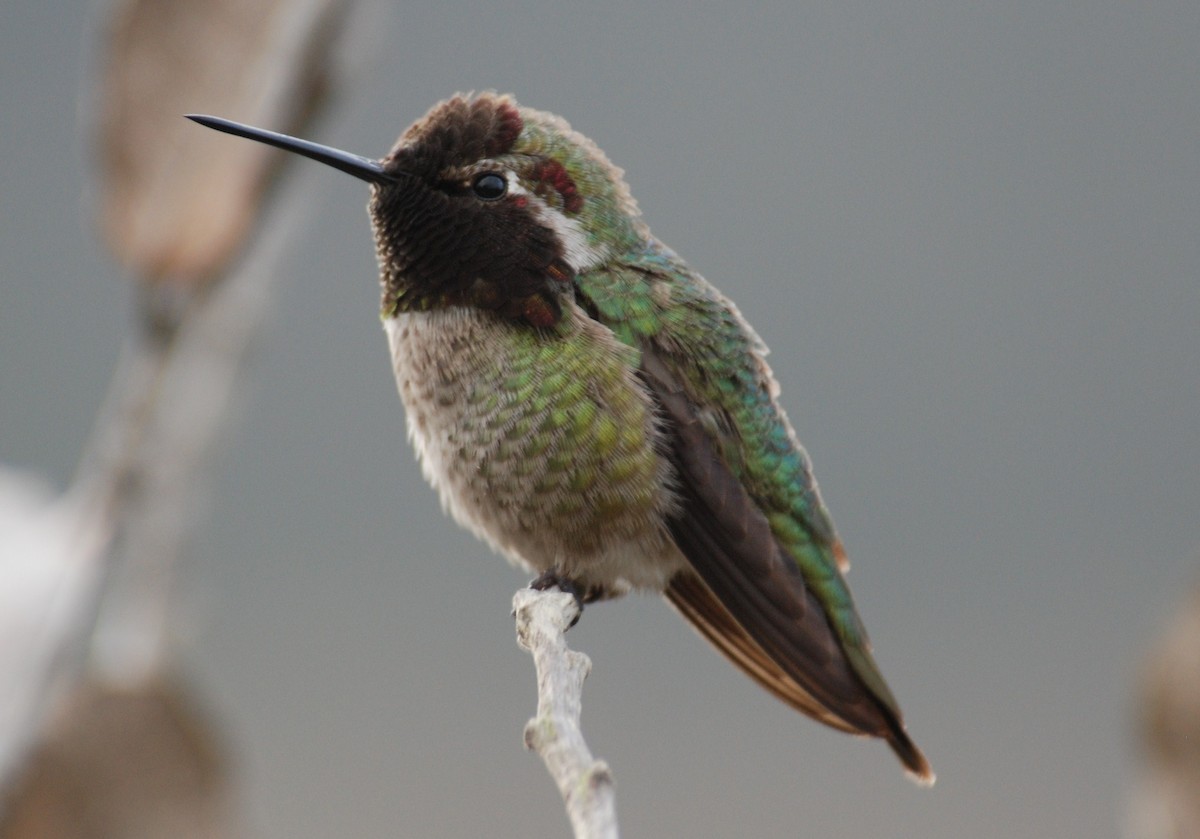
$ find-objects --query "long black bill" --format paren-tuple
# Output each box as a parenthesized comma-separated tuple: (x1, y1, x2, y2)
(185, 114, 397, 185)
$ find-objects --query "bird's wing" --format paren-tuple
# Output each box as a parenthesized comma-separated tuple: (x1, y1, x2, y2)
(663, 569, 859, 733)
(574, 245, 932, 782)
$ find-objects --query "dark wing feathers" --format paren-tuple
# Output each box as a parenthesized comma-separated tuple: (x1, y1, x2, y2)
(641, 348, 934, 783)
(570, 254, 931, 782)
(664, 571, 859, 733)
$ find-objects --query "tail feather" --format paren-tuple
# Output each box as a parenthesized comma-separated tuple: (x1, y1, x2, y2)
(666, 572, 934, 785)
(886, 727, 935, 787)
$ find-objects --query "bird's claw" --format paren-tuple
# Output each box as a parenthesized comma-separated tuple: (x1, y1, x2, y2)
(529, 570, 586, 627)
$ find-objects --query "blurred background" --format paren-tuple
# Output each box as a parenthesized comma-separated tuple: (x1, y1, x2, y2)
(2, 1, 1198, 837)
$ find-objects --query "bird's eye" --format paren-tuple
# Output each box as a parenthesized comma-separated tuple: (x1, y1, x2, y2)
(471, 172, 507, 201)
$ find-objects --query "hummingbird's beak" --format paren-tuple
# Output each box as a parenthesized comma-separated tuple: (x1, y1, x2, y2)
(185, 114, 398, 185)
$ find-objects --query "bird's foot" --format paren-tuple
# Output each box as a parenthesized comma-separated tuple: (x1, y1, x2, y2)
(529, 571, 603, 627)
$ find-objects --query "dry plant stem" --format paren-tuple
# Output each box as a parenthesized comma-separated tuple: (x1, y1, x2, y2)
(0, 179, 314, 806)
(513, 588, 618, 839)
(83, 181, 315, 686)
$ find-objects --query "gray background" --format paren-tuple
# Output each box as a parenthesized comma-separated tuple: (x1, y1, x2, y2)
(4, 2, 1199, 837)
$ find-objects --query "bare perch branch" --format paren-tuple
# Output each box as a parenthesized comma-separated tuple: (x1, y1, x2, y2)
(513, 588, 618, 839)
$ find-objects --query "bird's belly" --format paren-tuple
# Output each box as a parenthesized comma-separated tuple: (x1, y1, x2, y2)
(384, 308, 684, 592)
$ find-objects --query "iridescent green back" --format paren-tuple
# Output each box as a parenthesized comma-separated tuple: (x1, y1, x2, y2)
(576, 240, 903, 719)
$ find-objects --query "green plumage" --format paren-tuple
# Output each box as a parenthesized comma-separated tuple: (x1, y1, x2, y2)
(575, 242, 902, 717)
(188, 92, 931, 783)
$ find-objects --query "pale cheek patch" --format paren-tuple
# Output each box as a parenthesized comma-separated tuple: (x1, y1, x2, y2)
(544, 209, 606, 273)
(506, 179, 605, 273)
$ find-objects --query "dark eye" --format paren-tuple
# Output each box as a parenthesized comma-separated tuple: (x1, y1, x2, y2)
(471, 172, 507, 200)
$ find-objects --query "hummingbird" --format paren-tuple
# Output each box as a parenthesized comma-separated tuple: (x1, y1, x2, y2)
(188, 93, 933, 784)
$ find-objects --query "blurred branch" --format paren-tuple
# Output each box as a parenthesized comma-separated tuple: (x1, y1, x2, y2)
(0, 169, 318, 832)
(513, 588, 618, 839)
(83, 175, 319, 685)
(0, 471, 110, 786)
(84, 0, 350, 688)
(0, 0, 351, 827)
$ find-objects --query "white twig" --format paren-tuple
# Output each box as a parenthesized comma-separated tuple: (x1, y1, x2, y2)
(513, 588, 618, 839)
